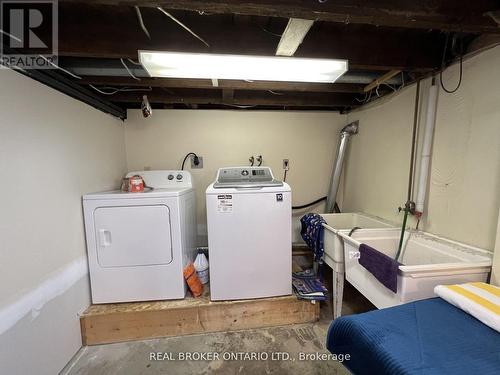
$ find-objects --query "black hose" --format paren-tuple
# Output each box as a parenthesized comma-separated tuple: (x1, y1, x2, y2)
(407, 80, 420, 203)
(348, 227, 362, 236)
(292, 196, 327, 210)
(181, 152, 198, 170)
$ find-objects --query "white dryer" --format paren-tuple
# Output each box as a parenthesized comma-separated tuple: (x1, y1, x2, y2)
(206, 167, 292, 301)
(83, 170, 196, 304)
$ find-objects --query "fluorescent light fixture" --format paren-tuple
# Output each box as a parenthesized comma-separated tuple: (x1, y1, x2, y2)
(139, 51, 348, 83)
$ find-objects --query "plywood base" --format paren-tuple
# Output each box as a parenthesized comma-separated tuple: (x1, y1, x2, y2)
(80, 286, 319, 345)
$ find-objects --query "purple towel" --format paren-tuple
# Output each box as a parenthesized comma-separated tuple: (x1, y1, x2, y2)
(358, 243, 400, 293)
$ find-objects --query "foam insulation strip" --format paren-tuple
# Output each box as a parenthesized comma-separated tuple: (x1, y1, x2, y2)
(0, 256, 88, 335)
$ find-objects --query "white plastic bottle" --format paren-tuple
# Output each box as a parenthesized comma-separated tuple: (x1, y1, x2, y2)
(194, 250, 209, 284)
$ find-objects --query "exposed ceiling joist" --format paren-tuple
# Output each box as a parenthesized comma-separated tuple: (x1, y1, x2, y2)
(364, 70, 402, 92)
(222, 88, 235, 103)
(13, 68, 126, 119)
(275, 18, 314, 56)
(59, 0, 500, 34)
(56, 5, 444, 71)
(79, 76, 365, 94)
(109, 90, 358, 107)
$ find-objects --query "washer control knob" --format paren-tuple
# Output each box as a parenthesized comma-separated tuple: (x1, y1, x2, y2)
(168, 174, 174, 180)
(241, 170, 249, 176)
(176, 174, 183, 180)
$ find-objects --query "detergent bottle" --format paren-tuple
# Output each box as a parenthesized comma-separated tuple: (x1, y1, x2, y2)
(194, 250, 209, 284)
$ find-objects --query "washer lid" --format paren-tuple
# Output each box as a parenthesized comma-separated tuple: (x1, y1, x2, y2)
(213, 166, 283, 188)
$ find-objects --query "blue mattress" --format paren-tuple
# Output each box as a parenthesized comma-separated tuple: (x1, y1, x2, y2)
(327, 298, 500, 375)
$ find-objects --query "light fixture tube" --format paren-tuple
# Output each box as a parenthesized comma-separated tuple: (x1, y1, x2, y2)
(139, 51, 348, 83)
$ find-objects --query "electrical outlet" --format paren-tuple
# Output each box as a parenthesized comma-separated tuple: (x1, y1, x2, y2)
(283, 159, 290, 170)
(191, 156, 203, 169)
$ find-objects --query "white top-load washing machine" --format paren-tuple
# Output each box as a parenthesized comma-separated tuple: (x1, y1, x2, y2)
(83, 170, 196, 304)
(206, 167, 292, 301)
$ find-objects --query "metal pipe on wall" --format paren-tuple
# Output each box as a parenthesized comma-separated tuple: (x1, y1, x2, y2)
(415, 80, 439, 216)
(326, 121, 359, 213)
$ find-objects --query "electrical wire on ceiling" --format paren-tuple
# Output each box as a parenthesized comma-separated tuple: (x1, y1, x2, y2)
(268, 90, 284, 95)
(0, 28, 21, 43)
(260, 26, 282, 38)
(383, 83, 397, 92)
(127, 58, 142, 66)
(355, 71, 406, 105)
(2, 28, 83, 81)
(38, 55, 82, 80)
(383, 72, 406, 93)
(439, 33, 463, 94)
(89, 85, 152, 95)
(157, 7, 210, 47)
(135, 6, 151, 39)
(120, 58, 141, 81)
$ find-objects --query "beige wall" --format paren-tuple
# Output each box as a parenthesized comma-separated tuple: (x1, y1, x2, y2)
(491, 207, 500, 286)
(343, 46, 500, 252)
(124, 110, 346, 242)
(0, 69, 127, 374)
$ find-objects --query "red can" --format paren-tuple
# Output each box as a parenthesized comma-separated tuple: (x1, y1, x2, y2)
(129, 175, 145, 193)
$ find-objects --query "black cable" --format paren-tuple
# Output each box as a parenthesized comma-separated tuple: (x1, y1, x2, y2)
(181, 152, 198, 170)
(283, 169, 288, 182)
(292, 196, 327, 210)
(439, 33, 463, 94)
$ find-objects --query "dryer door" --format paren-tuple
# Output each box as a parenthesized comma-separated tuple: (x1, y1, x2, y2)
(93, 205, 173, 267)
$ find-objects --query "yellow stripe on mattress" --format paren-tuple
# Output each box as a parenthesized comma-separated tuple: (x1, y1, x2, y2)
(469, 282, 500, 298)
(446, 285, 500, 315)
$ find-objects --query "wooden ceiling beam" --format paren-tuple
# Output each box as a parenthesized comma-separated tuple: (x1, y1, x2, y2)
(56, 4, 445, 71)
(108, 91, 357, 107)
(364, 70, 402, 92)
(59, 0, 500, 34)
(79, 76, 365, 94)
(222, 88, 234, 103)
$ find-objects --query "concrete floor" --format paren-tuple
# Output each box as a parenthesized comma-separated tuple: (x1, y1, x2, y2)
(63, 261, 375, 375)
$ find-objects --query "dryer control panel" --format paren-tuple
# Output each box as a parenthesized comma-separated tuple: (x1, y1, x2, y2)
(126, 170, 193, 189)
(214, 167, 283, 188)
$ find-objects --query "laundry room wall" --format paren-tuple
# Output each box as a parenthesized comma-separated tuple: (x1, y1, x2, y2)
(124, 110, 347, 244)
(342, 45, 500, 254)
(0, 69, 127, 375)
(492, 207, 500, 286)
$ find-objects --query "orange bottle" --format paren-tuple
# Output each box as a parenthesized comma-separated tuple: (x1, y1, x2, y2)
(183, 263, 203, 297)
